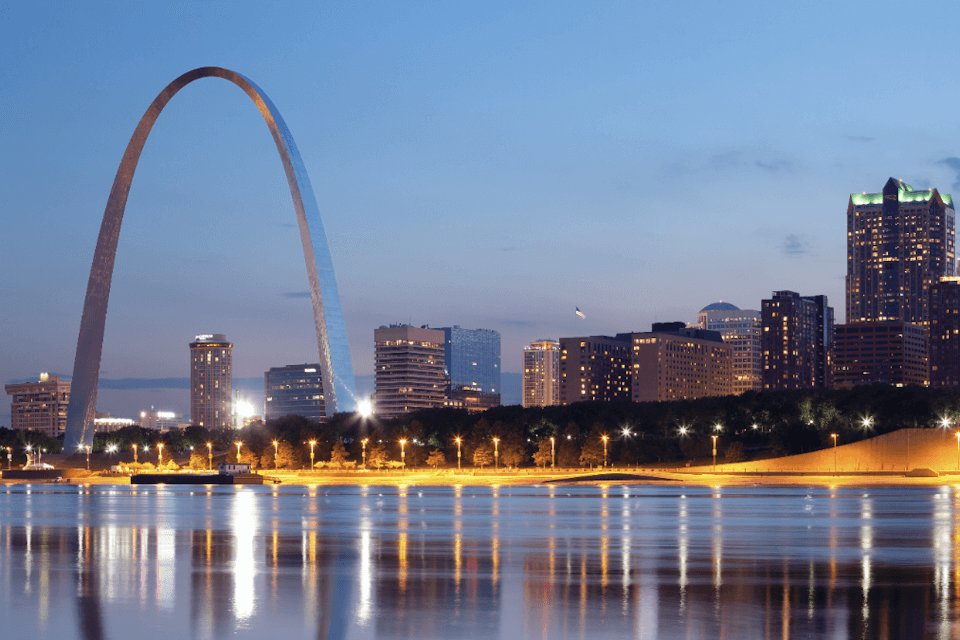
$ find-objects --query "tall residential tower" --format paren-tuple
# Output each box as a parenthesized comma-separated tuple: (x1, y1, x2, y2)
(696, 302, 762, 394)
(522, 340, 560, 407)
(189, 334, 233, 429)
(374, 325, 447, 419)
(761, 292, 833, 391)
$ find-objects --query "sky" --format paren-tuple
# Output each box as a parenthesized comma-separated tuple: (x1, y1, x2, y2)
(5, 0, 960, 424)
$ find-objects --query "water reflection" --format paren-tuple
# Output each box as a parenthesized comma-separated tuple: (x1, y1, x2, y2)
(2, 484, 960, 638)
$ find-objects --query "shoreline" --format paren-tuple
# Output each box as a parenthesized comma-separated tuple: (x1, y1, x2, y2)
(5, 469, 960, 488)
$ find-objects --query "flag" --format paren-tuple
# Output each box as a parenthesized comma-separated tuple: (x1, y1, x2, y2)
(575, 307, 586, 319)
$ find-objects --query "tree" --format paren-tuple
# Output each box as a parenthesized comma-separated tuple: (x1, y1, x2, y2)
(188, 449, 207, 471)
(276, 441, 302, 469)
(725, 441, 745, 463)
(367, 442, 389, 469)
(427, 449, 446, 469)
(473, 444, 493, 469)
(330, 441, 349, 468)
(532, 440, 552, 468)
(499, 432, 526, 468)
(579, 428, 605, 468)
(557, 422, 581, 467)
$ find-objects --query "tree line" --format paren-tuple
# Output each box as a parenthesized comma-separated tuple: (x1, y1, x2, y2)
(4, 384, 960, 469)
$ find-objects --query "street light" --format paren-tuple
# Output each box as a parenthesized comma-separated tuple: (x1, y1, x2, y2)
(550, 436, 555, 469)
(5, 447, 11, 471)
(862, 417, 873, 430)
(273, 440, 279, 470)
(400, 439, 407, 470)
(455, 437, 462, 471)
(493, 437, 499, 471)
(601, 435, 609, 469)
(309, 440, 316, 470)
(955, 432, 959, 472)
(206, 442, 212, 471)
(85, 445, 91, 471)
(831, 433, 838, 474)
(132, 443, 138, 464)
(157, 442, 164, 467)
(711, 435, 718, 472)
(361, 438, 368, 468)
(235, 441, 242, 463)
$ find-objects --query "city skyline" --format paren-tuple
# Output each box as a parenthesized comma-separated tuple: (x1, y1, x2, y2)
(7, 2, 960, 424)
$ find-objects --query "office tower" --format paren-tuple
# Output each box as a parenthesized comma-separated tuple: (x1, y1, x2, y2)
(761, 291, 834, 391)
(558, 336, 632, 405)
(833, 322, 927, 388)
(374, 325, 446, 419)
(523, 340, 560, 407)
(846, 177, 955, 324)
(439, 326, 501, 403)
(189, 334, 233, 429)
(624, 323, 733, 402)
(264, 364, 325, 422)
(930, 277, 960, 387)
(4, 373, 70, 436)
(696, 302, 762, 394)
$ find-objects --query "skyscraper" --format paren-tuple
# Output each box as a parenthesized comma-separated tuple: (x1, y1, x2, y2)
(558, 336, 632, 405)
(522, 340, 560, 408)
(696, 302, 762, 394)
(930, 277, 960, 388)
(189, 334, 233, 429)
(374, 325, 447, 419)
(846, 177, 955, 325)
(832, 322, 927, 388)
(761, 292, 833, 391)
(439, 326, 501, 401)
(4, 373, 70, 436)
(264, 364, 325, 422)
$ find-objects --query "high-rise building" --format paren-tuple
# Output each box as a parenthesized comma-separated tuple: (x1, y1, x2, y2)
(625, 323, 733, 402)
(930, 277, 960, 387)
(439, 326, 501, 405)
(846, 178, 955, 325)
(833, 322, 927, 388)
(696, 302, 762, 395)
(264, 364, 325, 422)
(558, 336, 632, 405)
(374, 325, 447, 419)
(189, 334, 233, 429)
(522, 340, 560, 408)
(138, 410, 184, 431)
(4, 373, 70, 436)
(761, 291, 833, 391)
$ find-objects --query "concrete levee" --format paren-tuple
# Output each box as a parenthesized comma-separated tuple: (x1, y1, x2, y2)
(684, 428, 960, 474)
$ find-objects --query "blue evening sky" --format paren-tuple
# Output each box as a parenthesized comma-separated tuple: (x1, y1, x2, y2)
(3, 0, 960, 422)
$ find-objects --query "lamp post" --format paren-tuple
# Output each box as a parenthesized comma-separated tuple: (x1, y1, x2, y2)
(85, 445, 91, 471)
(361, 438, 368, 468)
(6, 447, 11, 471)
(711, 435, 718, 472)
(309, 440, 316, 470)
(550, 436, 555, 469)
(235, 441, 242, 463)
(955, 432, 959, 472)
(455, 437, 462, 471)
(206, 442, 212, 471)
(400, 439, 407, 470)
(273, 440, 279, 470)
(133, 443, 138, 464)
(831, 433, 838, 475)
(602, 435, 608, 469)
(493, 437, 499, 471)
(157, 443, 164, 467)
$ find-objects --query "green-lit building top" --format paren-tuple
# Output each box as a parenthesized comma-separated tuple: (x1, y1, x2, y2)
(850, 179, 953, 207)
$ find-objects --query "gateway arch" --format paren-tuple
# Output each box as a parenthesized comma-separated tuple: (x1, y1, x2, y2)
(64, 67, 357, 450)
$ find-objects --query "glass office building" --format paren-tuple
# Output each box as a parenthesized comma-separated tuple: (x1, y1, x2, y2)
(439, 326, 501, 398)
(264, 364, 325, 422)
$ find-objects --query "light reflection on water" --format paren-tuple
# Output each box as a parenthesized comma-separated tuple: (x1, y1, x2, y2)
(3, 484, 960, 639)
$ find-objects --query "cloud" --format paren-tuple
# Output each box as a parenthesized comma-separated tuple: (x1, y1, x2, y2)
(496, 318, 536, 328)
(937, 158, 960, 190)
(781, 234, 811, 256)
(283, 291, 311, 299)
(755, 159, 793, 173)
(843, 134, 876, 143)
